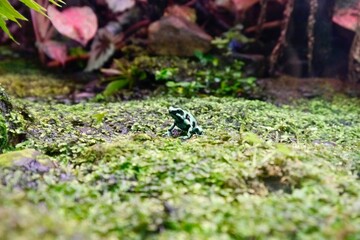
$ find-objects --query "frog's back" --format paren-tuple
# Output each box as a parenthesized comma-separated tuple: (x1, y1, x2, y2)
(176, 120, 191, 131)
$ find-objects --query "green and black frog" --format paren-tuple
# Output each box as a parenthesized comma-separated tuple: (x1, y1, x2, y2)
(165, 106, 203, 140)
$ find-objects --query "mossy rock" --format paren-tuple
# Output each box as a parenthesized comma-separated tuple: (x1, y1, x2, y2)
(0, 57, 74, 99)
(0, 148, 56, 172)
(0, 114, 7, 151)
(0, 87, 11, 151)
(0, 96, 359, 239)
(0, 149, 39, 167)
(0, 87, 31, 152)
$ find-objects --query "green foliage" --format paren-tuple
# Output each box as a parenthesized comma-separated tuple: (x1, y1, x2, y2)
(0, 0, 64, 42)
(102, 59, 148, 97)
(197, 58, 257, 97)
(103, 79, 129, 97)
(155, 67, 178, 81)
(104, 54, 257, 98)
(211, 24, 253, 54)
(166, 53, 256, 97)
(166, 80, 204, 96)
(194, 50, 219, 66)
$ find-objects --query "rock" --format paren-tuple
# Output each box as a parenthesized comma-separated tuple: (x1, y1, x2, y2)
(132, 133, 152, 141)
(0, 87, 31, 152)
(148, 16, 212, 56)
(257, 76, 360, 104)
(0, 149, 56, 172)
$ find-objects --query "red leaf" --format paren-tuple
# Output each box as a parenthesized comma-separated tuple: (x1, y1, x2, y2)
(38, 40, 67, 65)
(333, 8, 359, 31)
(48, 6, 98, 46)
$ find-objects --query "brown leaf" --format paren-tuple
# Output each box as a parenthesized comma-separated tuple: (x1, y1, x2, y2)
(164, 5, 196, 23)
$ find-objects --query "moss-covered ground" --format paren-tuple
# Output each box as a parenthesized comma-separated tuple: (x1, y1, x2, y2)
(0, 59, 74, 98)
(0, 94, 359, 239)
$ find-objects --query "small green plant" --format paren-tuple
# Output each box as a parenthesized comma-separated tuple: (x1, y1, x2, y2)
(102, 59, 147, 97)
(101, 53, 256, 98)
(193, 56, 257, 97)
(194, 50, 219, 66)
(155, 67, 178, 81)
(166, 81, 204, 97)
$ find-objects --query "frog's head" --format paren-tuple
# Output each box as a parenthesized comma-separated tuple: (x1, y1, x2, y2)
(169, 106, 186, 122)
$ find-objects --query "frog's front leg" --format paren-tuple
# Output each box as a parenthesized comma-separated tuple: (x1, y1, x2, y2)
(193, 126, 203, 135)
(180, 127, 194, 140)
(165, 123, 176, 136)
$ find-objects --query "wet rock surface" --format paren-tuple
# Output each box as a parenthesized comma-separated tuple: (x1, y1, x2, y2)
(258, 76, 360, 103)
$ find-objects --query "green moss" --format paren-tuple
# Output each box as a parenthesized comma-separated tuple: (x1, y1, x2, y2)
(1, 95, 360, 239)
(0, 57, 75, 99)
(0, 73, 73, 98)
(0, 58, 40, 75)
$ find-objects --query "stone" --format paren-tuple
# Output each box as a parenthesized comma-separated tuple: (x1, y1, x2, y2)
(132, 133, 152, 141)
(0, 87, 12, 151)
(0, 149, 56, 172)
(148, 16, 212, 56)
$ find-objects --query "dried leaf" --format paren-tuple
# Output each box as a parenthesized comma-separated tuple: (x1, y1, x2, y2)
(48, 5, 98, 46)
(85, 29, 116, 72)
(105, 0, 135, 13)
(164, 5, 196, 22)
